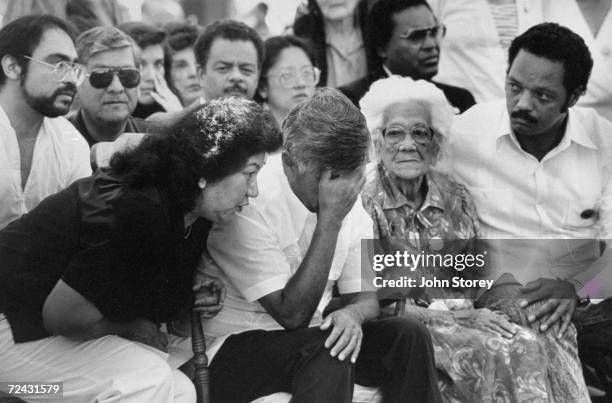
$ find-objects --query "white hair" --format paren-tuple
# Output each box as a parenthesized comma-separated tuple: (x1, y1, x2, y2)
(359, 76, 454, 144)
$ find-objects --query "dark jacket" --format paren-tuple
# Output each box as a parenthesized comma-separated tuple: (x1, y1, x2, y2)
(68, 109, 152, 147)
(338, 69, 476, 113)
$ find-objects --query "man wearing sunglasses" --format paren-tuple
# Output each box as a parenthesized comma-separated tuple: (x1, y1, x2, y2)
(0, 15, 91, 231)
(339, 0, 475, 114)
(68, 26, 151, 147)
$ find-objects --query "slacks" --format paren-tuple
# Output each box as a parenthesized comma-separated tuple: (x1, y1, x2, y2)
(210, 316, 442, 403)
(0, 314, 195, 403)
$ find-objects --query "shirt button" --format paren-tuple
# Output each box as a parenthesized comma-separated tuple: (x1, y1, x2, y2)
(602, 46, 611, 57)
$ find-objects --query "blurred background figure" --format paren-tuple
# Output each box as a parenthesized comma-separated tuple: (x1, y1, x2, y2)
(543, 0, 612, 121)
(248, 2, 271, 39)
(293, 0, 371, 87)
(141, 0, 184, 27)
(119, 21, 183, 118)
(255, 35, 319, 128)
(428, 0, 543, 103)
(2, 0, 129, 34)
(164, 22, 202, 107)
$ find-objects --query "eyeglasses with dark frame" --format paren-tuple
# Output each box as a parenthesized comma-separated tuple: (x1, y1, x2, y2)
(85, 68, 141, 89)
(397, 24, 446, 47)
(267, 66, 321, 89)
(23, 55, 86, 85)
(382, 124, 434, 145)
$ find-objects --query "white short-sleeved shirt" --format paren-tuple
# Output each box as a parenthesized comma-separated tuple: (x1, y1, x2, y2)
(443, 100, 612, 290)
(204, 153, 374, 342)
(0, 106, 91, 230)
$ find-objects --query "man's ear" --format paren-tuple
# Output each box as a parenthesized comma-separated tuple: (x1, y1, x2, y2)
(281, 151, 297, 178)
(1, 55, 22, 81)
(567, 85, 585, 108)
(198, 178, 207, 189)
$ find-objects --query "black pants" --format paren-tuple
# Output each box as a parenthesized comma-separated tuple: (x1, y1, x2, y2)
(210, 316, 441, 403)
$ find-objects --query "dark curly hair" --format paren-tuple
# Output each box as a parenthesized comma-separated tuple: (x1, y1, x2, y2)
(194, 20, 264, 69)
(109, 98, 282, 213)
(508, 22, 593, 96)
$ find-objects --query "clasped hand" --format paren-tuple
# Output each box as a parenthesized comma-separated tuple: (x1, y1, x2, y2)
(193, 273, 226, 319)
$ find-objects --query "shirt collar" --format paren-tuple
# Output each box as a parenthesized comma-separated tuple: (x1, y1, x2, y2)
(382, 64, 394, 77)
(378, 163, 445, 213)
(496, 103, 598, 151)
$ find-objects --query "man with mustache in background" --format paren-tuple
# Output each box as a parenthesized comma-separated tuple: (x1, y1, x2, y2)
(0, 15, 91, 231)
(194, 20, 263, 103)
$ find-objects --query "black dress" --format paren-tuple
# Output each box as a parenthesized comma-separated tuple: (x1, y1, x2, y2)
(0, 169, 210, 343)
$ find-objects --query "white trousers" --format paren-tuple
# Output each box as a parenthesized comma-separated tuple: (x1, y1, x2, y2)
(0, 314, 195, 403)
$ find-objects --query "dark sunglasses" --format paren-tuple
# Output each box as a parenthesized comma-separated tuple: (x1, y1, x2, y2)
(86, 68, 141, 89)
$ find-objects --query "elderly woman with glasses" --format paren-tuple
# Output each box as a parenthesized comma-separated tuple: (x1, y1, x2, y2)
(359, 76, 590, 402)
(254, 35, 320, 129)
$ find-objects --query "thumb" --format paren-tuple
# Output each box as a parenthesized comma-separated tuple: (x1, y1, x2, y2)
(521, 279, 542, 293)
(320, 315, 332, 330)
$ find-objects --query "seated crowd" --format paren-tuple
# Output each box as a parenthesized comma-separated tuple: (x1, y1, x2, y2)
(0, 1, 611, 402)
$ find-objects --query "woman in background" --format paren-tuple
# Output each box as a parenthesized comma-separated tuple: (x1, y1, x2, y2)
(255, 35, 320, 129)
(293, 0, 370, 87)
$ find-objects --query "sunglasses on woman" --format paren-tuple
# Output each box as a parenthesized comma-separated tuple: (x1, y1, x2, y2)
(86, 68, 141, 89)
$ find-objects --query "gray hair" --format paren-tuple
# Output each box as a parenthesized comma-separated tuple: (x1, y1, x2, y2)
(76, 26, 138, 67)
(359, 77, 454, 161)
(282, 87, 370, 173)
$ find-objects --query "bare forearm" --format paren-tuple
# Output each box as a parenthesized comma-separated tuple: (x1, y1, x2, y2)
(263, 220, 342, 328)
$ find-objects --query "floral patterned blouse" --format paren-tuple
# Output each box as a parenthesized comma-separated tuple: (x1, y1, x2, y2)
(361, 162, 480, 251)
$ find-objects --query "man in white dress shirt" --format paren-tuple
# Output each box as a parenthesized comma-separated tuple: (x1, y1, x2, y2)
(203, 88, 441, 403)
(0, 15, 91, 230)
(446, 22, 612, 336)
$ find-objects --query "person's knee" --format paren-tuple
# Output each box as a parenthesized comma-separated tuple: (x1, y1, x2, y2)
(172, 369, 197, 403)
(105, 350, 176, 400)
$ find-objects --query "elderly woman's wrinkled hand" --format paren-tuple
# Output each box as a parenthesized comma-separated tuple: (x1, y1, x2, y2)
(193, 274, 226, 319)
(453, 308, 518, 339)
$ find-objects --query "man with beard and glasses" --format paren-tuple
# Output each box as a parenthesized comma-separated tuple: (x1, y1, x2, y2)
(68, 26, 151, 147)
(0, 14, 90, 230)
(194, 20, 263, 103)
(444, 23, 612, 371)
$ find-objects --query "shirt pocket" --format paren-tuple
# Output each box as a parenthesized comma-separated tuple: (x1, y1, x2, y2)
(560, 198, 601, 234)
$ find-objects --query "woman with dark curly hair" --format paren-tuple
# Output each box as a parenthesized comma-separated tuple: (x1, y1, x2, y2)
(0, 97, 282, 402)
